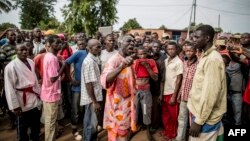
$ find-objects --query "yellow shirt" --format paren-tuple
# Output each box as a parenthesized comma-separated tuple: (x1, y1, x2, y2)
(187, 46, 227, 125)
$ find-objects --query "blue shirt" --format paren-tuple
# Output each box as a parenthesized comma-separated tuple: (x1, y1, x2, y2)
(0, 38, 9, 47)
(66, 50, 87, 92)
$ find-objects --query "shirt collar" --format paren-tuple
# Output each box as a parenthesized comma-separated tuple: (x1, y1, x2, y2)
(88, 53, 99, 62)
(166, 55, 179, 63)
(203, 46, 216, 57)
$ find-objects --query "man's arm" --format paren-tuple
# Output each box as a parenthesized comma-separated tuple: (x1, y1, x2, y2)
(241, 47, 250, 59)
(169, 74, 182, 105)
(84, 62, 101, 111)
(106, 56, 133, 83)
(141, 62, 158, 81)
(4, 65, 21, 116)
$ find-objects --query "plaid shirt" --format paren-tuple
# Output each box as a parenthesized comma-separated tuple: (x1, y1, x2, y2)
(179, 59, 198, 102)
(80, 53, 103, 105)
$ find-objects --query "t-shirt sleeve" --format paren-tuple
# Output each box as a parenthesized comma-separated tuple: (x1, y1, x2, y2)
(66, 52, 78, 64)
(150, 60, 158, 74)
(84, 62, 98, 83)
(47, 57, 59, 78)
(176, 60, 183, 75)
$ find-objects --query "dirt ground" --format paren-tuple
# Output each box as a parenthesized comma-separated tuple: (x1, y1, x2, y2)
(0, 114, 166, 141)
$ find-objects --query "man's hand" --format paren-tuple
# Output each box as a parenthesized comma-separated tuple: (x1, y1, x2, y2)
(38, 79, 43, 85)
(189, 122, 202, 137)
(71, 80, 80, 86)
(169, 95, 176, 105)
(177, 94, 181, 103)
(141, 61, 150, 69)
(13, 107, 22, 116)
(93, 102, 101, 112)
(158, 95, 162, 104)
(124, 55, 134, 66)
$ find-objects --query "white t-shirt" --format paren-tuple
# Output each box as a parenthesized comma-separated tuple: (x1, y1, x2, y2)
(100, 49, 118, 72)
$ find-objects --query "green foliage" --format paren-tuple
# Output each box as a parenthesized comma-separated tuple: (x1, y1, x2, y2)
(12, 0, 57, 29)
(0, 22, 16, 31)
(0, 0, 13, 13)
(120, 18, 142, 31)
(62, 0, 118, 36)
(39, 17, 60, 30)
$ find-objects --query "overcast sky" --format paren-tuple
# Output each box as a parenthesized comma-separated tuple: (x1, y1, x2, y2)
(0, 0, 249, 33)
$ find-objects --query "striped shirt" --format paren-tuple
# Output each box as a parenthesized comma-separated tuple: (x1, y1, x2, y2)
(80, 53, 103, 106)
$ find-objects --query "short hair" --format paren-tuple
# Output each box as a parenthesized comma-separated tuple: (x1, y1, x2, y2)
(152, 32, 158, 36)
(104, 34, 114, 41)
(221, 54, 231, 64)
(15, 43, 26, 50)
(151, 40, 161, 47)
(45, 35, 59, 45)
(167, 41, 178, 48)
(242, 33, 250, 37)
(185, 42, 196, 50)
(196, 25, 215, 42)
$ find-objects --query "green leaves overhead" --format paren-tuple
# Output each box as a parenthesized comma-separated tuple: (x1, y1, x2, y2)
(61, 0, 118, 36)
(12, 0, 57, 29)
(0, 0, 13, 13)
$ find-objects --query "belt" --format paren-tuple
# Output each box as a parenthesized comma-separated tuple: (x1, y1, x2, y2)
(16, 87, 40, 106)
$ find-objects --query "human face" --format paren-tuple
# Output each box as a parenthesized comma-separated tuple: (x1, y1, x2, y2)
(166, 45, 177, 58)
(240, 33, 250, 46)
(25, 42, 34, 53)
(185, 46, 196, 60)
(7, 31, 16, 42)
(152, 43, 160, 54)
(105, 36, 114, 51)
(144, 43, 153, 52)
(33, 28, 42, 38)
(137, 49, 147, 59)
(77, 40, 86, 50)
(51, 38, 63, 52)
(193, 30, 207, 50)
(123, 38, 135, 56)
(90, 43, 102, 56)
(16, 44, 28, 60)
(151, 33, 158, 40)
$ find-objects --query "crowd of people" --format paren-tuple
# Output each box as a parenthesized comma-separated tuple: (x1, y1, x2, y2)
(0, 24, 250, 141)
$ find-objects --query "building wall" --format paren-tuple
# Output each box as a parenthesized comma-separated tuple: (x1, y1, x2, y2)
(129, 29, 187, 40)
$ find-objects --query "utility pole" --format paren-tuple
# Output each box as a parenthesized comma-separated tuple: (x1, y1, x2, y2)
(218, 14, 220, 28)
(193, 0, 197, 25)
(187, 0, 195, 39)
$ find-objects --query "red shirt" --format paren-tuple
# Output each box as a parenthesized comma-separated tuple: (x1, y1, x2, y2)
(34, 53, 46, 79)
(57, 47, 73, 60)
(133, 59, 158, 78)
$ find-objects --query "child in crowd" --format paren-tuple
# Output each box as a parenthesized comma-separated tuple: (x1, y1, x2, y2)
(176, 42, 198, 141)
(133, 47, 158, 141)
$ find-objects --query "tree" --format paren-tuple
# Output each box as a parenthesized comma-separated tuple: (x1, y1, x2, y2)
(62, 0, 118, 36)
(120, 18, 142, 31)
(0, 0, 13, 13)
(39, 17, 60, 30)
(0, 22, 16, 31)
(12, 0, 57, 29)
(159, 25, 167, 30)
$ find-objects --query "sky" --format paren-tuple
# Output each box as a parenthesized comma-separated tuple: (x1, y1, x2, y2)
(0, 0, 250, 33)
